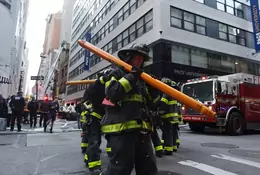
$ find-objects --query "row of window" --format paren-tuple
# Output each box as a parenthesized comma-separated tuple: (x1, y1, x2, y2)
(72, 0, 119, 42)
(70, 0, 147, 67)
(68, 10, 153, 80)
(67, 66, 112, 95)
(172, 45, 260, 75)
(170, 7, 254, 48)
(92, 0, 146, 46)
(193, 0, 251, 21)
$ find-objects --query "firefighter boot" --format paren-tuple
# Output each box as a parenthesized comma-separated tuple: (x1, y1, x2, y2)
(155, 150, 164, 158)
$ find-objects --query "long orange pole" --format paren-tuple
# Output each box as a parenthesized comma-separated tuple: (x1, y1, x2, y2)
(78, 40, 216, 118)
(66, 79, 96, 85)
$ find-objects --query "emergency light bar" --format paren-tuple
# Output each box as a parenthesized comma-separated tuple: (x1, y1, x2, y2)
(187, 75, 219, 82)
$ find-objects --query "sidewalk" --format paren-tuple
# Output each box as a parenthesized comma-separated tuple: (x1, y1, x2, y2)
(0, 119, 81, 135)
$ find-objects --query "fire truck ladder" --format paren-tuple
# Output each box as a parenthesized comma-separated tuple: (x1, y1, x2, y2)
(42, 46, 64, 96)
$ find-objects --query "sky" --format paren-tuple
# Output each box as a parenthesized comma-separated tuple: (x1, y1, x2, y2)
(26, 0, 64, 93)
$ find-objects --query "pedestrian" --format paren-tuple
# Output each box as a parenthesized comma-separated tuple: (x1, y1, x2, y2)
(7, 96, 13, 127)
(100, 44, 160, 175)
(82, 68, 112, 174)
(27, 97, 39, 128)
(159, 78, 179, 155)
(9, 91, 25, 131)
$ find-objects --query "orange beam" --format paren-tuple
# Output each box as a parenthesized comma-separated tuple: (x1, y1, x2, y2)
(78, 40, 216, 118)
(66, 80, 96, 85)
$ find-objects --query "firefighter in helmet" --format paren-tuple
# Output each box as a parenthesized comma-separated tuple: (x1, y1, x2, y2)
(159, 78, 179, 155)
(82, 68, 113, 174)
(100, 44, 160, 175)
(176, 82, 183, 148)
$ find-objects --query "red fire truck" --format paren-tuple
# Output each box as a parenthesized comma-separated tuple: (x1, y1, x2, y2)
(181, 73, 260, 135)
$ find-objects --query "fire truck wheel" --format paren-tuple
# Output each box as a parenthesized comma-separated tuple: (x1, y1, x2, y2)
(189, 123, 205, 133)
(227, 112, 244, 136)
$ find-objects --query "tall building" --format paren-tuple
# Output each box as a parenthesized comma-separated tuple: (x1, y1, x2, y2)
(54, 0, 76, 99)
(66, 0, 258, 101)
(21, 48, 29, 93)
(0, 0, 29, 98)
(37, 12, 62, 99)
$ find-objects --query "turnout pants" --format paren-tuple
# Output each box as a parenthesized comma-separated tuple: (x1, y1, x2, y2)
(151, 127, 163, 156)
(29, 112, 37, 128)
(81, 124, 88, 153)
(10, 110, 22, 131)
(105, 134, 112, 158)
(39, 114, 43, 127)
(102, 131, 158, 175)
(162, 120, 178, 155)
(86, 117, 102, 171)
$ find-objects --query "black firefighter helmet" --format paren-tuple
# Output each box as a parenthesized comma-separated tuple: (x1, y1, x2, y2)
(117, 43, 151, 63)
(96, 67, 113, 78)
(161, 77, 177, 88)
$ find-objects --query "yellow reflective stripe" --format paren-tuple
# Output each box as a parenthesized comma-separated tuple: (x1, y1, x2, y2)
(119, 77, 132, 93)
(169, 100, 177, 105)
(81, 111, 87, 117)
(170, 120, 179, 124)
(165, 146, 173, 151)
(124, 94, 143, 102)
(160, 97, 169, 104)
(172, 145, 177, 150)
(176, 139, 180, 144)
(84, 154, 88, 160)
(105, 76, 117, 87)
(90, 112, 102, 120)
(88, 160, 102, 168)
(81, 143, 88, 147)
(102, 120, 152, 133)
(106, 147, 112, 152)
(161, 140, 164, 144)
(100, 76, 105, 84)
(153, 95, 160, 103)
(162, 113, 178, 119)
(155, 145, 163, 151)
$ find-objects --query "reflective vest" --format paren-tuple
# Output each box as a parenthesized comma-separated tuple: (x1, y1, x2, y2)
(159, 93, 179, 124)
(101, 73, 160, 133)
(177, 102, 183, 124)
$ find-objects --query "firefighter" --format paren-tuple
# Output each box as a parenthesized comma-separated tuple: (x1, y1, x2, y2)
(101, 44, 160, 175)
(40, 97, 50, 132)
(159, 78, 179, 155)
(9, 91, 26, 131)
(48, 98, 59, 133)
(83, 68, 113, 174)
(27, 97, 39, 128)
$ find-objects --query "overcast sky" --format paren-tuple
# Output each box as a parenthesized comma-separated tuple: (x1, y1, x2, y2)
(26, 0, 63, 93)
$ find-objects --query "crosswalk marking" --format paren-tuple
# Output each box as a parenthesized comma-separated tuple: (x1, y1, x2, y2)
(178, 160, 238, 175)
(211, 154, 260, 169)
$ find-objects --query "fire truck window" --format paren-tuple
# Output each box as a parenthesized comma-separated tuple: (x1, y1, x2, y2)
(217, 82, 222, 94)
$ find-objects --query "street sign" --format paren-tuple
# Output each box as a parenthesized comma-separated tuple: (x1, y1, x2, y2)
(84, 33, 92, 71)
(31, 76, 44, 80)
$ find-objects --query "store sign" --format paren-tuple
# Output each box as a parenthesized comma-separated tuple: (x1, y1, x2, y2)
(0, 76, 11, 84)
(250, 0, 260, 52)
(84, 33, 92, 71)
(173, 69, 206, 77)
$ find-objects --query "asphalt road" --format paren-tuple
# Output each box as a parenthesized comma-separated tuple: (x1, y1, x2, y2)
(0, 125, 260, 175)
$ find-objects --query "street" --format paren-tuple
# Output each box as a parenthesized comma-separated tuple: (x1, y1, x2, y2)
(0, 125, 260, 175)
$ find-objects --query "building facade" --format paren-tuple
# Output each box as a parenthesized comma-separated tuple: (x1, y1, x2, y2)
(66, 0, 258, 101)
(0, 0, 29, 98)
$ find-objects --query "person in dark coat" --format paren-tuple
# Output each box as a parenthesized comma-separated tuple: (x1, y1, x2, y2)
(27, 97, 39, 128)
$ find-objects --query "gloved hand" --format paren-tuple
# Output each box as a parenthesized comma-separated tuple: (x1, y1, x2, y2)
(131, 67, 143, 79)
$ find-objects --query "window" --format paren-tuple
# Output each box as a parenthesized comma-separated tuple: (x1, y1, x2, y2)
(196, 16, 206, 35)
(218, 23, 228, 40)
(144, 10, 153, 32)
(117, 34, 123, 50)
(170, 8, 182, 28)
(136, 17, 144, 37)
(123, 3, 130, 19)
(184, 12, 195, 31)
(171, 45, 190, 65)
(129, 24, 136, 42)
(130, 0, 137, 13)
(123, 30, 129, 46)
(117, 9, 123, 24)
(191, 49, 208, 68)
